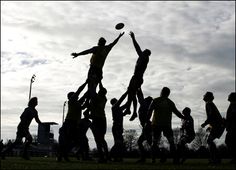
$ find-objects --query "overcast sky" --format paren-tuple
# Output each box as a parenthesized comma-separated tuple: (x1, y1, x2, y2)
(1, 1, 235, 148)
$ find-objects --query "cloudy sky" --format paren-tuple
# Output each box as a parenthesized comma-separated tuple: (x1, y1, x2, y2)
(1, 1, 235, 148)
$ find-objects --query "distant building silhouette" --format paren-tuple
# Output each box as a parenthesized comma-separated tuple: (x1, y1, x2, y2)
(37, 122, 58, 145)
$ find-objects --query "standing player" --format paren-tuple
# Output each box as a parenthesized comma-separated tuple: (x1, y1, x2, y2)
(147, 87, 185, 164)
(201, 92, 225, 165)
(1, 97, 42, 160)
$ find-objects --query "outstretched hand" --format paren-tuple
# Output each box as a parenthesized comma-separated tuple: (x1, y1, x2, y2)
(71, 53, 78, 58)
(129, 31, 135, 39)
(119, 32, 125, 37)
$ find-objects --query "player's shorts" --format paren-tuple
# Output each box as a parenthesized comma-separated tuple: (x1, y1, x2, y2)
(128, 75, 143, 93)
(152, 124, 174, 142)
(16, 123, 31, 139)
(88, 65, 103, 81)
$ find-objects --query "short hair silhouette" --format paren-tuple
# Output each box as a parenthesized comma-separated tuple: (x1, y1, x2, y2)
(228, 92, 236, 102)
(99, 87, 107, 95)
(161, 87, 170, 97)
(183, 107, 191, 116)
(110, 98, 118, 105)
(145, 96, 153, 102)
(67, 92, 74, 99)
(143, 49, 151, 56)
(98, 37, 106, 46)
(28, 97, 38, 107)
(204, 91, 214, 101)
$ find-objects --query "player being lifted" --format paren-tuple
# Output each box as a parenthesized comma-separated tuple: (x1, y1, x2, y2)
(122, 31, 151, 121)
(71, 32, 124, 104)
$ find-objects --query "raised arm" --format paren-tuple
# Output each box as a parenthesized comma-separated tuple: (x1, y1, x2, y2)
(108, 32, 125, 48)
(75, 80, 88, 96)
(115, 91, 128, 107)
(71, 47, 95, 59)
(129, 31, 142, 57)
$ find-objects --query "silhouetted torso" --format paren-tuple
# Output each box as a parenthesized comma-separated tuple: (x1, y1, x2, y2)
(205, 102, 223, 127)
(90, 45, 113, 69)
(181, 116, 195, 137)
(78, 118, 91, 137)
(65, 98, 83, 124)
(139, 99, 152, 127)
(152, 97, 176, 126)
(90, 94, 107, 119)
(226, 101, 236, 131)
(134, 55, 149, 78)
(19, 107, 38, 128)
(112, 104, 123, 129)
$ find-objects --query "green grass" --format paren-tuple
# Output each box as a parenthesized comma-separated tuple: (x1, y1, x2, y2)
(1, 157, 235, 170)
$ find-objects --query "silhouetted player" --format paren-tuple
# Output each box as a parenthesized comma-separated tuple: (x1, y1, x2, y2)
(89, 82, 109, 163)
(110, 91, 128, 162)
(71, 32, 124, 102)
(225, 92, 236, 164)
(1, 97, 42, 160)
(176, 107, 195, 164)
(122, 31, 151, 121)
(136, 88, 153, 163)
(76, 110, 92, 161)
(57, 81, 87, 162)
(147, 87, 185, 164)
(201, 92, 225, 165)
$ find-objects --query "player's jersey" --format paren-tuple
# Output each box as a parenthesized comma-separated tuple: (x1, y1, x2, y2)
(90, 46, 112, 69)
(65, 100, 82, 124)
(205, 102, 223, 128)
(90, 94, 107, 119)
(181, 116, 195, 137)
(20, 107, 38, 128)
(134, 55, 149, 77)
(151, 97, 176, 126)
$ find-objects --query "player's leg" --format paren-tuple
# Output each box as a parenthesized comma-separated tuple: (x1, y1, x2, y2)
(164, 127, 178, 164)
(207, 131, 218, 164)
(151, 126, 161, 163)
(137, 131, 146, 162)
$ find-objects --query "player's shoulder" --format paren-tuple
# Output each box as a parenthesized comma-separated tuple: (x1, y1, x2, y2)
(153, 97, 161, 102)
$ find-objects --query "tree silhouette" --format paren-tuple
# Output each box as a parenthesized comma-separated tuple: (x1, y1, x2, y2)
(190, 128, 208, 151)
(123, 129, 138, 152)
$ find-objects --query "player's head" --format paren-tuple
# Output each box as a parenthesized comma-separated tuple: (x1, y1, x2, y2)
(182, 107, 191, 116)
(145, 96, 153, 103)
(28, 97, 38, 107)
(203, 91, 214, 102)
(161, 87, 170, 98)
(67, 92, 75, 99)
(99, 87, 107, 96)
(143, 49, 151, 57)
(110, 98, 118, 105)
(228, 92, 236, 102)
(98, 37, 106, 46)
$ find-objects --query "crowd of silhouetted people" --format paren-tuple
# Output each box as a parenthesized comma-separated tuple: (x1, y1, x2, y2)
(1, 31, 235, 166)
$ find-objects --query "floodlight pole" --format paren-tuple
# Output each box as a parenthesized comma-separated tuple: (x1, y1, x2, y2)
(29, 74, 36, 101)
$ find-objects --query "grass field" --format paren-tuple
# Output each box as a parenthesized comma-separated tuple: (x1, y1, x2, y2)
(1, 157, 235, 170)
